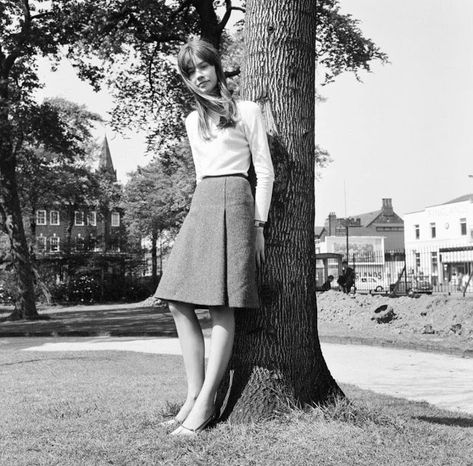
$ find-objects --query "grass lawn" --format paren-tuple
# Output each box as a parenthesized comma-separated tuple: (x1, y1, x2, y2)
(0, 304, 212, 338)
(1, 349, 472, 465)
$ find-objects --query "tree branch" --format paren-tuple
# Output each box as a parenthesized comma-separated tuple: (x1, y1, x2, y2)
(3, 0, 33, 75)
(22, 0, 31, 23)
(217, 0, 233, 32)
(30, 12, 54, 21)
(224, 67, 240, 78)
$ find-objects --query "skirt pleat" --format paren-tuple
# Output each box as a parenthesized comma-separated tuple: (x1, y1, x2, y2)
(154, 175, 259, 309)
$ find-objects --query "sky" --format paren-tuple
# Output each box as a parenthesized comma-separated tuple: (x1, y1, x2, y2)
(315, 0, 473, 225)
(34, 1, 473, 223)
(35, 59, 149, 182)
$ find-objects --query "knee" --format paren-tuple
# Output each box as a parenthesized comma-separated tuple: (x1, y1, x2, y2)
(168, 301, 179, 316)
(209, 306, 235, 324)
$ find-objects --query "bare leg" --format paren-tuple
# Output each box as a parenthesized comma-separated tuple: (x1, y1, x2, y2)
(172, 306, 235, 434)
(168, 301, 205, 422)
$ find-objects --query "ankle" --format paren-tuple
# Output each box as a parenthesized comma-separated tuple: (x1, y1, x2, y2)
(185, 394, 199, 404)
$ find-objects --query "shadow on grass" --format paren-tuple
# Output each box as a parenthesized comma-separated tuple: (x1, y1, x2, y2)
(0, 306, 212, 337)
(416, 416, 473, 428)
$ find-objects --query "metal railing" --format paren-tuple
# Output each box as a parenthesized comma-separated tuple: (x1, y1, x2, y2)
(317, 247, 473, 295)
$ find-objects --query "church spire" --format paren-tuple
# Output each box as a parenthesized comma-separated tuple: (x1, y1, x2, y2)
(99, 135, 117, 181)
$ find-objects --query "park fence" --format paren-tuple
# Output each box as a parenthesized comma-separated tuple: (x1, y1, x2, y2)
(317, 245, 473, 295)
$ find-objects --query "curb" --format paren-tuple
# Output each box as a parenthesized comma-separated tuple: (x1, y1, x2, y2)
(0, 330, 178, 338)
(319, 334, 473, 359)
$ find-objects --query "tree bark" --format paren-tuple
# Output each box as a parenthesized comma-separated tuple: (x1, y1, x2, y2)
(151, 230, 158, 287)
(218, 0, 343, 422)
(0, 81, 39, 320)
(65, 204, 75, 254)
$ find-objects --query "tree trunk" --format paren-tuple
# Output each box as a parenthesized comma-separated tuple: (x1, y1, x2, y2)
(102, 207, 110, 252)
(29, 201, 37, 253)
(192, 0, 222, 48)
(151, 230, 158, 287)
(218, 0, 343, 422)
(65, 204, 75, 254)
(0, 81, 39, 320)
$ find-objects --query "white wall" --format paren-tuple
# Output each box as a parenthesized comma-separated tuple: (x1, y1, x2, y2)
(404, 199, 473, 248)
(403, 199, 473, 283)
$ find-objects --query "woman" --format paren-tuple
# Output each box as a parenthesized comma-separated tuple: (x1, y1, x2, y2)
(154, 37, 274, 436)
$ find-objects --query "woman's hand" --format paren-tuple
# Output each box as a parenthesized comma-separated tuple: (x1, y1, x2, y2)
(255, 228, 265, 268)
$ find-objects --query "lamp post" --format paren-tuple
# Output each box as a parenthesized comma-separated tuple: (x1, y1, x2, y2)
(344, 217, 350, 262)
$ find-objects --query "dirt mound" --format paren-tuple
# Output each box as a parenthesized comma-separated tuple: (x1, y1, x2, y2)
(317, 292, 473, 354)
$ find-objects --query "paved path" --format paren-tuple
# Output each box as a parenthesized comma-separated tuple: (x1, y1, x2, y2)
(20, 337, 473, 416)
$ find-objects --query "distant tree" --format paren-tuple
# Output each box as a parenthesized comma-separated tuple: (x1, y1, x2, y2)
(123, 141, 195, 285)
(315, 145, 332, 181)
(16, 98, 102, 246)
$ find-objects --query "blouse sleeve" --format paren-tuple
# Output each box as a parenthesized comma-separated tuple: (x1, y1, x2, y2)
(185, 113, 203, 184)
(243, 102, 275, 222)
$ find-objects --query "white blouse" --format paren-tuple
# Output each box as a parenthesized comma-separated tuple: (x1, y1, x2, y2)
(185, 100, 275, 222)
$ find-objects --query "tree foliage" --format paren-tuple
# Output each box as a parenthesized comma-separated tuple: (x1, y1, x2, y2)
(16, 98, 103, 227)
(123, 141, 195, 241)
(316, 0, 388, 84)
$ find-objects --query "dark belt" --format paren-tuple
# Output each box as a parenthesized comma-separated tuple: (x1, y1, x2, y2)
(202, 173, 248, 181)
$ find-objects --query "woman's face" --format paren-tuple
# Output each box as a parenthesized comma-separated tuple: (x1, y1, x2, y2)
(188, 58, 218, 94)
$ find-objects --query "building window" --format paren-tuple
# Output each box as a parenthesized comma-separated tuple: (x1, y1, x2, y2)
(50, 236, 60, 252)
(460, 218, 467, 236)
(430, 222, 436, 239)
(50, 211, 60, 225)
(36, 236, 46, 252)
(36, 210, 47, 225)
(415, 224, 420, 240)
(111, 212, 120, 227)
(74, 211, 85, 226)
(87, 211, 97, 226)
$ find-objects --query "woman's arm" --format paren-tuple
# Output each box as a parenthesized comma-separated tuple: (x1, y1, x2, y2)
(185, 112, 203, 184)
(243, 101, 275, 223)
(243, 101, 275, 265)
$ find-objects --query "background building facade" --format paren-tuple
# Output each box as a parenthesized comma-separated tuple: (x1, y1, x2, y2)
(404, 194, 473, 288)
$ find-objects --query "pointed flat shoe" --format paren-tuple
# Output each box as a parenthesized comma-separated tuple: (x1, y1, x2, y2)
(170, 412, 217, 436)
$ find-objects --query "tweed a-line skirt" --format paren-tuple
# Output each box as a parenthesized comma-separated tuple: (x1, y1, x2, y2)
(154, 175, 259, 308)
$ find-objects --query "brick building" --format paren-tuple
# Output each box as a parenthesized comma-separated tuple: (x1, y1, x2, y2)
(316, 198, 405, 252)
(34, 137, 126, 255)
(316, 199, 405, 290)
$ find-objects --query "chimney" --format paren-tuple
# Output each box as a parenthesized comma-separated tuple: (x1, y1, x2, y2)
(382, 198, 394, 216)
(328, 212, 336, 235)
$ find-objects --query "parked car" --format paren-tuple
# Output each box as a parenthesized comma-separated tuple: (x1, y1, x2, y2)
(355, 277, 385, 293)
(412, 280, 433, 294)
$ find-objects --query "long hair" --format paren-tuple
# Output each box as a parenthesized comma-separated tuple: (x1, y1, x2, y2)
(177, 38, 237, 140)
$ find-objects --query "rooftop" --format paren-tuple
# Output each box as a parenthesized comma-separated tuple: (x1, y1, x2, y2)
(442, 194, 473, 205)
